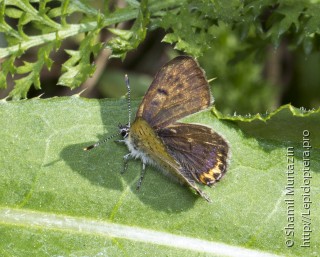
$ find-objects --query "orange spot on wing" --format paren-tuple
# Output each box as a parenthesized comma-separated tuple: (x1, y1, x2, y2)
(199, 160, 225, 186)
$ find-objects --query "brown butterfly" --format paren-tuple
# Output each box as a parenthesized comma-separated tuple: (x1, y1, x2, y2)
(85, 56, 230, 202)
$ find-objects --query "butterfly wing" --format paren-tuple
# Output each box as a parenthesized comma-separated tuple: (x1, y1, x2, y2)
(157, 122, 230, 187)
(136, 56, 212, 129)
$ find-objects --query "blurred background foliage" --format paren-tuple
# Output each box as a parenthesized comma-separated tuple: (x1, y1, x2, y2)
(0, 0, 319, 115)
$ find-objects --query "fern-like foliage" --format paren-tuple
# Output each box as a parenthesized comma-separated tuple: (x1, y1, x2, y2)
(0, 0, 173, 99)
(160, 0, 320, 57)
(0, 0, 320, 100)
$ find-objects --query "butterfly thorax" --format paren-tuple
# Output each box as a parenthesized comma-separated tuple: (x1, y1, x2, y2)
(123, 117, 191, 181)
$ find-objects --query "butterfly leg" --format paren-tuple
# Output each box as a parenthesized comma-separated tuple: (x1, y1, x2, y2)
(115, 139, 126, 143)
(136, 162, 146, 190)
(122, 153, 132, 174)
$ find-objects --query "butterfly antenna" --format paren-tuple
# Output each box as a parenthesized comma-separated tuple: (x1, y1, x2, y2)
(83, 133, 119, 151)
(125, 74, 131, 127)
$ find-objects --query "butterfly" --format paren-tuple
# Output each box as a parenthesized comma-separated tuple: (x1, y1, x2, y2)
(85, 56, 230, 202)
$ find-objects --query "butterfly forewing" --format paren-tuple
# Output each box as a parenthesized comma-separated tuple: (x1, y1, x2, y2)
(136, 56, 212, 129)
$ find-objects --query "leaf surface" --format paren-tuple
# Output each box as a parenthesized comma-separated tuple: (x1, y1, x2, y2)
(0, 98, 319, 256)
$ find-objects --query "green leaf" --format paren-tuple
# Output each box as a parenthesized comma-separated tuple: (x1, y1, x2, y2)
(57, 30, 103, 89)
(2, 0, 320, 99)
(8, 44, 53, 99)
(161, 4, 213, 57)
(1, 0, 181, 98)
(213, 104, 320, 147)
(107, 0, 150, 60)
(266, 2, 305, 47)
(0, 55, 17, 89)
(0, 97, 319, 256)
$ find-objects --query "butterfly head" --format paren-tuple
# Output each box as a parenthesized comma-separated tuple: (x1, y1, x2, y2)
(118, 123, 130, 139)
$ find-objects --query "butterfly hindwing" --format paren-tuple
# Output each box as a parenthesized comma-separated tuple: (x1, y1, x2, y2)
(136, 56, 212, 129)
(157, 122, 230, 187)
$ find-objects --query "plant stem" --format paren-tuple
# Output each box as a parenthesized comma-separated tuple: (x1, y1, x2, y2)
(0, 0, 185, 59)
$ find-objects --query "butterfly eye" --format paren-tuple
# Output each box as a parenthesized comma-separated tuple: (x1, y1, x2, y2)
(121, 130, 127, 138)
(120, 127, 129, 138)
